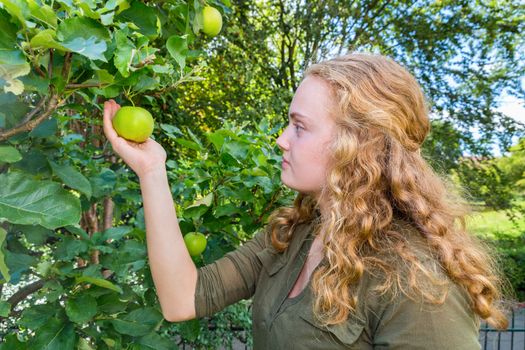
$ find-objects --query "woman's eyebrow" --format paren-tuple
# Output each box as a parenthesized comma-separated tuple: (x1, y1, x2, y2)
(288, 112, 309, 122)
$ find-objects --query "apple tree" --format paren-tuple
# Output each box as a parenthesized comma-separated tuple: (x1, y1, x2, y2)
(0, 0, 291, 348)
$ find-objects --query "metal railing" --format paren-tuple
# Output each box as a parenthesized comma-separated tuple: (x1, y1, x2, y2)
(479, 305, 525, 350)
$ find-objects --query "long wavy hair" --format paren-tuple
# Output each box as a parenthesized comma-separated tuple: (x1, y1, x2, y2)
(267, 52, 509, 330)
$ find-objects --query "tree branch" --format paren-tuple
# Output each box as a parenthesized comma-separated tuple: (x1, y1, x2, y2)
(103, 197, 114, 231)
(48, 49, 54, 79)
(62, 52, 73, 80)
(33, 65, 47, 78)
(0, 91, 60, 142)
(0, 279, 45, 321)
(66, 83, 104, 89)
(18, 97, 47, 125)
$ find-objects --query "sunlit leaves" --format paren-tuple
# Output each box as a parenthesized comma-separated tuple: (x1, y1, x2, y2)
(114, 29, 135, 77)
(167, 35, 188, 70)
(56, 17, 110, 61)
(0, 50, 30, 95)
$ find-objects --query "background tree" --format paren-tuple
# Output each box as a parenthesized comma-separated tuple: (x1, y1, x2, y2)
(1, 0, 524, 348)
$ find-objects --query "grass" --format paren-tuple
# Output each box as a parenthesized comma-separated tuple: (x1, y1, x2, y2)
(466, 199, 525, 239)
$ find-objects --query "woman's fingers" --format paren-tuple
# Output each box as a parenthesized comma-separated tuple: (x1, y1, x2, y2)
(103, 100, 120, 142)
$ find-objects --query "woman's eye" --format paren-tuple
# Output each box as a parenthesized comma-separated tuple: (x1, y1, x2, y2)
(294, 124, 303, 132)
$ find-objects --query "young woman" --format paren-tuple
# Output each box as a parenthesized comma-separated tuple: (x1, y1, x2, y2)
(103, 52, 508, 349)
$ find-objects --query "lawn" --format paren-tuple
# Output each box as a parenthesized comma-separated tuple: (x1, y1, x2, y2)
(466, 200, 525, 239)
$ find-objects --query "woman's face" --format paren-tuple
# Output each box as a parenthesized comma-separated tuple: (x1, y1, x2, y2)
(276, 75, 337, 196)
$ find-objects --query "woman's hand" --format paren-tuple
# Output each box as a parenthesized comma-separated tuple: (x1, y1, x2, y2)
(103, 99, 167, 178)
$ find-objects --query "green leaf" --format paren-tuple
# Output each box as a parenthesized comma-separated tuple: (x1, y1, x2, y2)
(110, 319, 151, 337)
(0, 227, 9, 283)
(101, 226, 132, 241)
(96, 293, 127, 314)
(0, 50, 31, 95)
(57, 17, 110, 42)
(166, 35, 188, 70)
(99, 239, 146, 279)
(49, 161, 92, 198)
(57, 17, 110, 61)
(19, 303, 56, 329)
(0, 8, 18, 49)
(65, 293, 97, 324)
(214, 203, 239, 217)
(224, 140, 249, 160)
(0, 300, 11, 317)
(117, 2, 160, 39)
(75, 276, 123, 294)
(27, 0, 57, 28)
(135, 332, 176, 350)
(0, 145, 22, 163)
(175, 138, 202, 151)
(64, 225, 90, 241)
(11, 149, 51, 174)
(30, 29, 68, 51)
(100, 11, 115, 26)
(0, 0, 29, 28)
(1, 333, 29, 349)
(55, 235, 89, 261)
(0, 172, 81, 229)
(110, 307, 163, 336)
(19, 73, 50, 94)
(28, 318, 77, 350)
(188, 192, 213, 208)
(89, 168, 117, 198)
(61, 36, 108, 61)
(15, 224, 52, 245)
(96, 69, 115, 84)
(4, 250, 36, 282)
(179, 319, 200, 342)
(206, 131, 226, 152)
(113, 29, 134, 78)
(36, 260, 52, 277)
(0, 300, 10, 317)
(29, 117, 58, 138)
(160, 123, 183, 138)
(77, 338, 96, 350)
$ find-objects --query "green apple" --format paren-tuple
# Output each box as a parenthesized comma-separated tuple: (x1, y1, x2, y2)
(184, 232, 207, 256)
(201, 6, 222, 37)
(112, 106, 154, 143)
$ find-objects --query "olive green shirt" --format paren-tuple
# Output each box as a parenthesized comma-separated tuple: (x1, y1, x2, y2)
(194, 218, 481, 349)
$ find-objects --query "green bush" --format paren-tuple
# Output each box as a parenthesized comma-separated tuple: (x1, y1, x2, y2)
(484, 232, 525, 301)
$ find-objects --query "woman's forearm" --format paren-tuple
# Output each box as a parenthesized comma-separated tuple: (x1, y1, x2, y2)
(139, 167, 197, 321)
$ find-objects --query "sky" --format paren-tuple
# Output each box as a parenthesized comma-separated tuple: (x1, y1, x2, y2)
(497, 93, 525, 125)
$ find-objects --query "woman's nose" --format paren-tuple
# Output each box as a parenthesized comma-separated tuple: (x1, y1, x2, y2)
(276, 127, 290, 151)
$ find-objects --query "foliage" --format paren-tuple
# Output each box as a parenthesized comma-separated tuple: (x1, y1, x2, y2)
(0, 112, 292, 348)
(171, 0, 525, 163)
(1, 0, 524, 348)
(481, 231, 525, 302)
(497, 138, 525, 194)
(0, 0, 288, 348)
(452, 138, 525, 215)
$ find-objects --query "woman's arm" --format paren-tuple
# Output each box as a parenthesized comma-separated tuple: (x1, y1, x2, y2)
(140, 167, 198, 322)
(102, 100, 197, 321)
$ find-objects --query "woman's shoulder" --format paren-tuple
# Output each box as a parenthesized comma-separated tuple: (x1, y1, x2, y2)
(360, 216, 455, 307)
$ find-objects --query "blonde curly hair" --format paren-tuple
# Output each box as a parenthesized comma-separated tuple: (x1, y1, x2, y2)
(267, 52, 509, 330)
